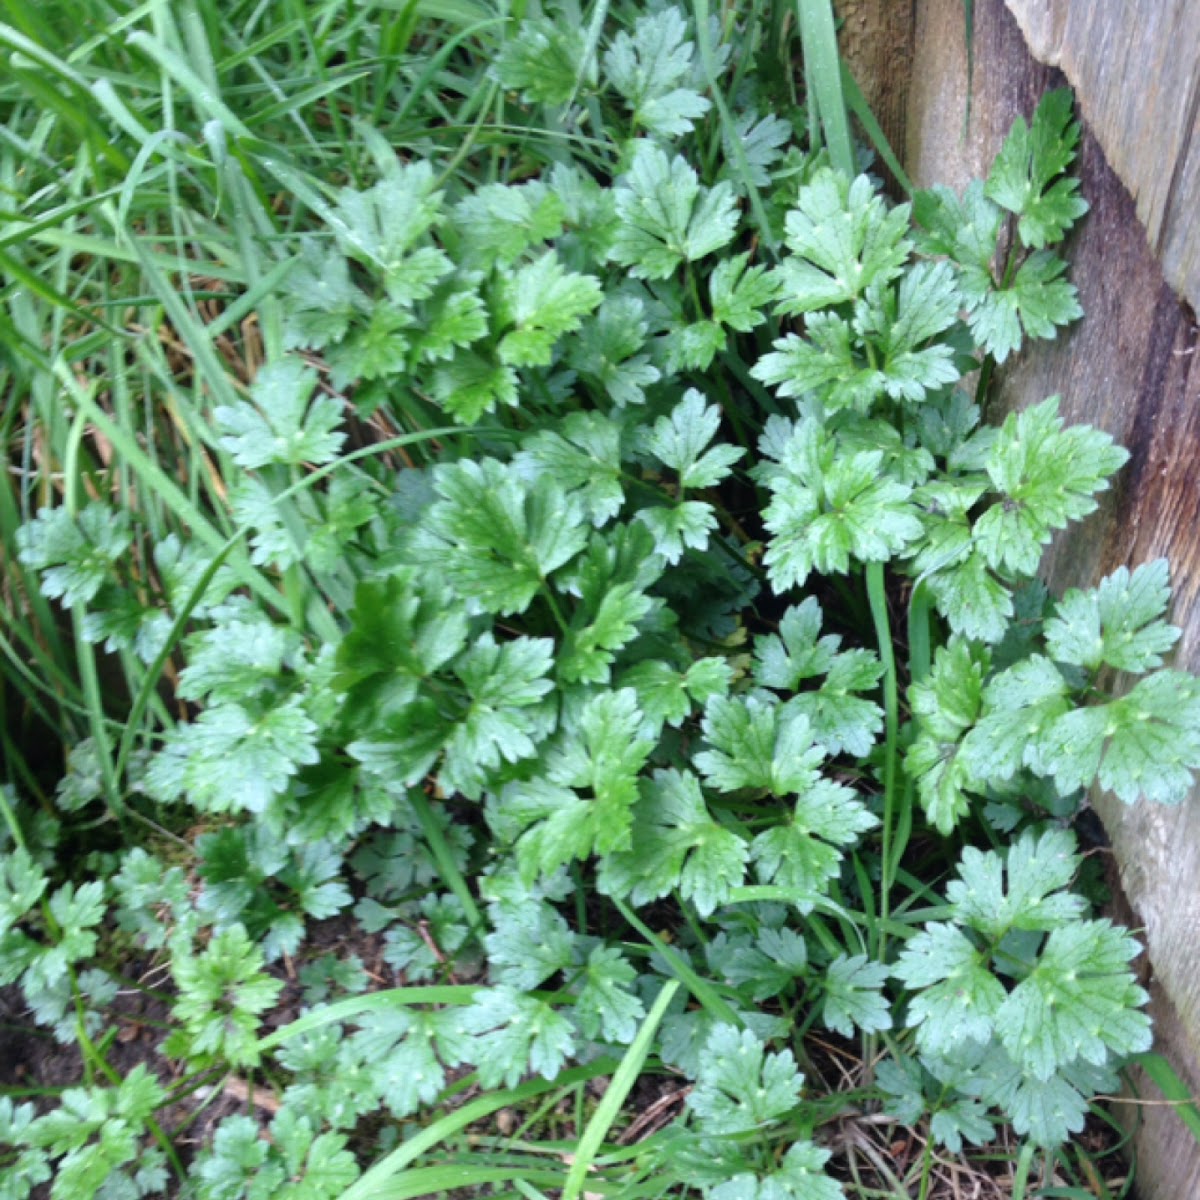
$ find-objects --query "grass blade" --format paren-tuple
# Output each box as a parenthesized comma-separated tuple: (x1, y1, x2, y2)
(842, 61, 913, 193)
(1131, 1052, 1200, 1144)
(340, 1061, 620, 1200)
(796, 0, 854, 178)
(256, 985, 482, 1054)
(613, 897, 741, 1027)
(562, 979, 679, 1200)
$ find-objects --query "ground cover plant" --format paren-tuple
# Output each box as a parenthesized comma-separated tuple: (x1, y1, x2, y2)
(2, 1, 1200, 1197)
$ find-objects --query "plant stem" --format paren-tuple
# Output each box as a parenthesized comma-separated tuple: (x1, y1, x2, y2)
(866, 561, 900, 960)
(917, 1135, 935, 1200)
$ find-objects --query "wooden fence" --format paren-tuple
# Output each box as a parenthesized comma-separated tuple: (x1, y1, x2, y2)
(841, 1, 1200, 1193)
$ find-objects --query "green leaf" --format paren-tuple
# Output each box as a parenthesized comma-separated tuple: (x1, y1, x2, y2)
(997, 919, 1151, 1080)
(751, 779, 876, 903)
(710, 1140, 843, 1200)
(695, 696, 824, 795)
(893, 923, 1005, 1057)
(912, 181, 1001, 272)
(382, 895, 470, 983)
(304, 473, 379, 574)
(195, 1116, 275, 1199)
(860, 260, 962, 403)
(924, 547, 1015, 645)
(598, 768, 746, 917)
(821, 954, 892, 1037)
(876, 1056, 928, 1126)
(636, 501, 718, 564)
(516, 690, 653, 877)
(333, 162, 444, 282)
(441, 634, 556, 797)
(16, 503, 132, 608)
(424, 459, 589, 614)
(171, 925, 284, 1067)
(573, 944, 646, 1044)
(753, 598, 838, 688)
(643, 389, 744, 489)
(774, 170, 912, 313)
(962, 251, 1082, 363)
(496, 251, 603, 367)
(48, 881, 105, 966)
(619, 657, 732, 731)
(958, 654, 1071, 785)
(610, 141, 738, 279)
(967, 1047, 1107, 1147)
(228, 476, 300, 569)
(336, 570, 468, 700)
(351, 1007, 469, 1118)
(752, 314, 883, 412)
(1044, 559, 1180, 672)
(557, 522, 662, 684)
(325, 303, 412, 388)
(0, 850, 47, 935)
(268, 1109, 361, 1199)
(453, 180, 565, 269)
(688, 1024, 803, 1134)
(416, 283, 489, 363)
(216, 358, 345, 468)
(1040, 669, 1200, 805)
(348, 699, 450, 794)
(722, 111, 793, 191)
(760, 419, 923, 588)
(486, 901, 574, 990)
(662, 318, 727, 372)
(178, 608, 301, 705)
(604, 8, 711, 137)
(710, 252, 779, 332)
(929, 1098, 997, 1154)
(561, 582, 653, 685)
(568, 294, 661, 407)
(146, 697, 319, 815)
(905, 636, 989, 834)
(707, 927, 808, 1002)
(754, 598, 885, 754)
(464, 987, 576, 1088)
(494, 18, 587, 106)
(281, 237, 364, 351)
(518, 412, 625, 528)
(974, 397, 1128, 577)
(947, 830, 1085, 940)
(429, 351, 519, 424)
(789, 648, 884, 757)
(984, 89, 1087, 249)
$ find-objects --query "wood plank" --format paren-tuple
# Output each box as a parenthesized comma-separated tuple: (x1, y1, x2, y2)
(1005, 0, 1200, 313)
(833, 0, 915, 172)
(904, 2, 1200, 1194)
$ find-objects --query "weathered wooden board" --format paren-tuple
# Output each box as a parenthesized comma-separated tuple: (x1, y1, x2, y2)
(833, 0, 915, 162)
(901, 1, 1200, 1195)
(1004, 0, 1200, 316)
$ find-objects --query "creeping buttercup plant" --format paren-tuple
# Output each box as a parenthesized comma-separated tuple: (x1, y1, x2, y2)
(2, 3, 1197, 1198)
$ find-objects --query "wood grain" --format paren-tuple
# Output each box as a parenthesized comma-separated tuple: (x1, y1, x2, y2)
(902, 2, 1200, 1194)
(833, 0, 916, 183)
(1005, 0, 1200, 314)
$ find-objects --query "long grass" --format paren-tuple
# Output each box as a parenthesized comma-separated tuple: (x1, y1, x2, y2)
(0, 0, 814, 793)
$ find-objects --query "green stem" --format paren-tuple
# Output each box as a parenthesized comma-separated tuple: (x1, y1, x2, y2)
(916, 1134, 935, 1200)
(1011, 1142, 1037, 1200)
(0, 785, 27, 852)
(541, 583, 571, 638)
(866, 561, 900, 959)
(408, 788, 485, 939)
(907, 580, 933, 685)
(796, 0, 855, 178)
